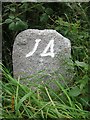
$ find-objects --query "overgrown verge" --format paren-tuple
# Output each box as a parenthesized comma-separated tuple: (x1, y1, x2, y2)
(0, 63, 90, 119)
(1, 2, 90, 119)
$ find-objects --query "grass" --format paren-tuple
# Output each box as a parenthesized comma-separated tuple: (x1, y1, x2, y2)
(0, 62, 90, 119)
(1, 3, 90, 119)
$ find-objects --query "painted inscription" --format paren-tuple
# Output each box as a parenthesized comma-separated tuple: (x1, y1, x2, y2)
(26, 39, 55, 58)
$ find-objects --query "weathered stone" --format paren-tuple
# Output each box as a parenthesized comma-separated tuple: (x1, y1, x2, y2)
(13, 29, 73, 88)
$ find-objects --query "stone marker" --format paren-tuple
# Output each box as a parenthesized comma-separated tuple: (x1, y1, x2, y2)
(13, 29, 73, 88)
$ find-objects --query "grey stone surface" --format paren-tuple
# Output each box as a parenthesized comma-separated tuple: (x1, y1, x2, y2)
(13, 29, 73, 88)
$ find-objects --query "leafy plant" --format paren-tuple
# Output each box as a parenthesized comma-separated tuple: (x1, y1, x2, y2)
(4, 15, 28, 31)
(2, 2, 90, 119)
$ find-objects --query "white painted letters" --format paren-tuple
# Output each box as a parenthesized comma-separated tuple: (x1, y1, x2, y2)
(26, 39, 41, 58)
(26, 39, 55, 58)
(40, 39, 54, 58)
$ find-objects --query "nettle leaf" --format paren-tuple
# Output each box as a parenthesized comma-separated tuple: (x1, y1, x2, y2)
(45, 8, 53, 15)
(5, 19, 12, 24)
(40, 13, 49, 23)
(15, 20, 28, 30)
(80, 75, 89, 90)
(10, 8, 16, 12)
(9, 15, 15, 19)
(69, 86, 81, 97)
(8, 17, 28, 31)
(75, 60, 88, 71)
(9, 22, 16, 30)
(15, 17, 21, 21)
(35, 4, 45, 12)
